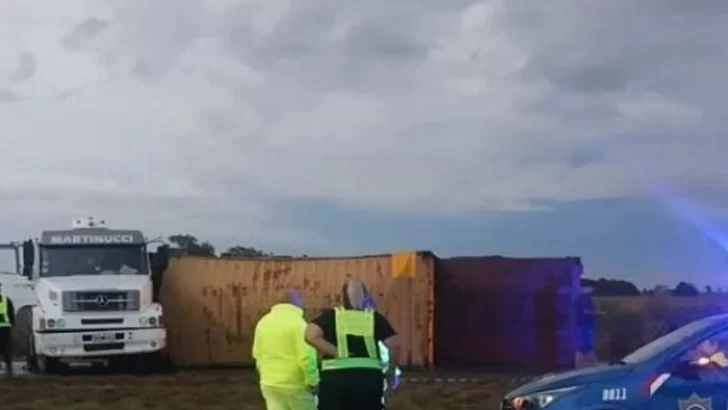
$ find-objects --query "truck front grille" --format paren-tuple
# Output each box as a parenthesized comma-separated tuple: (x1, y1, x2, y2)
(62, 290, 140, 312)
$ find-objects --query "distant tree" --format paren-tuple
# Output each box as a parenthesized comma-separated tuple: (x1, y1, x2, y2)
(220, 245, 271, 258)
(581, 277, 641, 296)
(673, 281, 699, 296)
(167, 234, 216, 257)
(706, 285, 713, 294)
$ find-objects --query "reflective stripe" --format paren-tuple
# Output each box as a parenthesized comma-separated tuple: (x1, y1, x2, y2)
(0, 297, 9, 327)
(324, 307, 383, 372)
(321, 357, 382, 370)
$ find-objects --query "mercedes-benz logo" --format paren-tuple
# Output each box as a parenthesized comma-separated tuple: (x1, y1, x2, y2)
(94, 295, 108, 307)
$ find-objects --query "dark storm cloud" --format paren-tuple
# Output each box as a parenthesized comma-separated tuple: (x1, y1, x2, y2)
(564, 147, 607, 169)
(61, 18, 109, 50)
(502, 0, 726, 103)
(522, 56, 631, 94)
(0, 89, 23, 103)
(8, 51, 36, 82)
(2, 0, 727, 262)
(525, 93, 621, 124)
(340, 23, 427, 61)
(219, 1, 429, 93)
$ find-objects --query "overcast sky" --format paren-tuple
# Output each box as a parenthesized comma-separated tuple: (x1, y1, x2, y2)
(0, 0, 726, 288)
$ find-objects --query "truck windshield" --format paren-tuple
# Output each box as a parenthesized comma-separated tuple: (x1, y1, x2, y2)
(40, 245, 148, 277)
(621, 315, 723, 364)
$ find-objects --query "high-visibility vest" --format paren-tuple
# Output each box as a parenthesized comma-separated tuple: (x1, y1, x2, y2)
(0, 297, 10, 328)
(321, 307, 383, 371)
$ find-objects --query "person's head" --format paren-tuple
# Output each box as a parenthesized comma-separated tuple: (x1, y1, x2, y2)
(342, 278, 368, 310)
(281, 288, 304, 308)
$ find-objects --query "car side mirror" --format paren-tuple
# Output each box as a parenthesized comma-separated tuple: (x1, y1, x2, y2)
(670, 360, 702, 380)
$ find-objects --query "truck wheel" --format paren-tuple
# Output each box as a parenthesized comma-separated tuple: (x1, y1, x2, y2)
(29, 333, 63, 375)
(133, 353, 153, 376)
(156, 353, 175, 374)
(12, 306, 33, 361)
(26, 330, 37, 372)
(38, 356, 64, 375)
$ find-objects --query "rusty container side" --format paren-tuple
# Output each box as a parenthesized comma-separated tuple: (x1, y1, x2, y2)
(435, 256, 581, 369)
(160, 253, 435, 368)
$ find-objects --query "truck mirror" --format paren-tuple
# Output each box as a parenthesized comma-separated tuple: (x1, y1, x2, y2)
(151, 245, 169, 303)
(153, 245, 169, 274)
(22, 239, 34, 278)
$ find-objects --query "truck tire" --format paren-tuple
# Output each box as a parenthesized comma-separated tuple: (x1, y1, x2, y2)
(20, 309, 64, 375)
(30, 336, 65, 375)
(132, 353, 157, 376)
(12, 306, 33, 360)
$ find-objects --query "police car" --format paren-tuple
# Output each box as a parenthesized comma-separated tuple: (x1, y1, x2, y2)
(502, 313, 728, 410)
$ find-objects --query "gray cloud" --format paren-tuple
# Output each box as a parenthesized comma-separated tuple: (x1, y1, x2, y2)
(61, 18, 109, 50)
(0, 0, 725, 244)
(523, 57, 631, 94)
(0, 88, 22, 103)
(8, 51, 36, 82)
(564, 147, 607, 169)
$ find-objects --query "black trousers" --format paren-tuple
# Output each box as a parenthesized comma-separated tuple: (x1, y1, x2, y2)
(318, 369, 384, 410)
(0, 327, 11, 373)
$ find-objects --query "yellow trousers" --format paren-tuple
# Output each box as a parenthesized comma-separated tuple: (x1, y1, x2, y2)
(260, 385, 316, 410)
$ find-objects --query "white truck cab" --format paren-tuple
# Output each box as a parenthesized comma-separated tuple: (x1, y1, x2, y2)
(16, 217, 170, 374)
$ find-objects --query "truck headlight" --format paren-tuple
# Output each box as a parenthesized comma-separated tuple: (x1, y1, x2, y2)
(139, 316, 162, 327)
(46, 318, 65, 329)
(512, 386, 579, 409)
(139, 316, 158, 326)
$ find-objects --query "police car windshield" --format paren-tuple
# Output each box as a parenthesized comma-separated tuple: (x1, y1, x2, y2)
(621, 316, 722, 364)
(40, 245, 148, 277)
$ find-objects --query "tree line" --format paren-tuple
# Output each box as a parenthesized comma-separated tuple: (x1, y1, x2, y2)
(166, 234, 275, 258)
(582, 278, 711, 297)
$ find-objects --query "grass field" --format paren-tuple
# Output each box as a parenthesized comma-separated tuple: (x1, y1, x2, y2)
(12, 295, 723, 409)
(0, 370, 523, 410)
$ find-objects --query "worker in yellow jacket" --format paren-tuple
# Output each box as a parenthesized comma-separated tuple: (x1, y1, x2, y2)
(253, 289, 319, 410)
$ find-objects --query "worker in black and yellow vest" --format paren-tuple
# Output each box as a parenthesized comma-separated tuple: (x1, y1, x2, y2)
(305, 279, 401, 410)
(0, 282, 16, 376)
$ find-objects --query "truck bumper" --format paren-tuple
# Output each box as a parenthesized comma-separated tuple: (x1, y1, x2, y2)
(35, 327, 166, 358)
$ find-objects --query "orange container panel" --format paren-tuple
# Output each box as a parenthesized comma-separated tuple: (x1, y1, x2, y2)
(160, 252, 436, 368)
